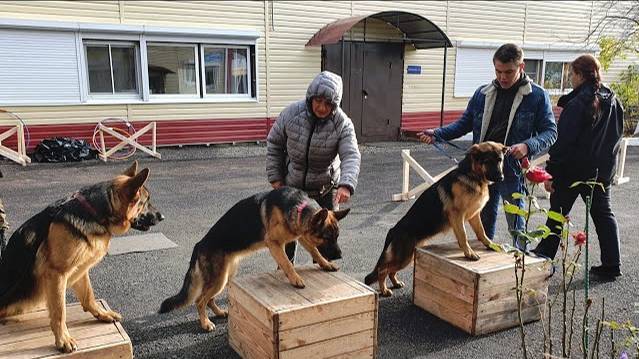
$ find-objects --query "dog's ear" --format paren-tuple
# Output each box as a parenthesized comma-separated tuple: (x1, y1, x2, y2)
(311, 208, 329, 227)
(332, 208, 350, 221)
(124, 168, 150, 199)
(122, 160, 138, 177)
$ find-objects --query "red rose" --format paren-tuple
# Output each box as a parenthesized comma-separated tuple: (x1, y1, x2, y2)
(525, 166, 553, 183)
(521, 157, 530, 169)
(572, 231, 587, 246)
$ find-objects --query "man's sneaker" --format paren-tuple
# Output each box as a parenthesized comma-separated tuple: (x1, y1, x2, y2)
(589, 265, 622, 279)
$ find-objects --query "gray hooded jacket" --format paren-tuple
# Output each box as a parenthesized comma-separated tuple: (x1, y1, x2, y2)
(266, 71, 361, 193)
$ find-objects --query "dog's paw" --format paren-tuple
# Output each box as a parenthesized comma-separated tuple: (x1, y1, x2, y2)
(289, 275, 306, 288)
(95, 310, 122, 323)
(56, 333, 78, 353)
(214, 310, 228, 318)
(201, 320, 216, 332)
(320, 262, 339, 272)
(391, 280, 405, 289)
(465, 251, 481, 261)
(380, 288, 393, 297)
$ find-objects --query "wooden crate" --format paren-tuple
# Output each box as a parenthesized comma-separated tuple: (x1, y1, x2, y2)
(413, 241, 550, 335)
(228, 265, 378, 359)
(0, 299, 132, 359)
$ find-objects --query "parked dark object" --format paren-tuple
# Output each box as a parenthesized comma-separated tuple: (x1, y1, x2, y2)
(32, 137, 98, 163)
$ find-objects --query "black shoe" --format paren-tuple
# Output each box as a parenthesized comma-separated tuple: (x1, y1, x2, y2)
(589, 265, 622, 279)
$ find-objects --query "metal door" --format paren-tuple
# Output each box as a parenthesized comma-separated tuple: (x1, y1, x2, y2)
(323, 41, 403, 142)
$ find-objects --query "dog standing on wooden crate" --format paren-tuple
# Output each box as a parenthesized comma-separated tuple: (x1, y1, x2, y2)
(0, 161, 164, 353)
(365, 141, 508, 297)
(159, 186, 349, 332)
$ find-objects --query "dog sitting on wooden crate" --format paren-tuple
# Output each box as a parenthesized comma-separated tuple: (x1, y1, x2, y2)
(365, 141, 508, 297)
(159, 186, 349, 332)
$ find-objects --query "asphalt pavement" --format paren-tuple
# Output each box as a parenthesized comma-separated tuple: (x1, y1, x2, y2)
(1, 141, 637, 358)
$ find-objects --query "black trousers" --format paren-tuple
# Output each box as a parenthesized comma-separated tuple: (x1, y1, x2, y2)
(534, 182, 620, 267)
(285, 188, 342, 263)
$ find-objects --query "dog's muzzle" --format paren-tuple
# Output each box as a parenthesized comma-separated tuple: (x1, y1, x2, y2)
(131, 211, 165, 231)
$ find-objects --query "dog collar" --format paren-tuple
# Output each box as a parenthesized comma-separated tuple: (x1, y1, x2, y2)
(296, 200, 308, 225)
(72, 192, 99, 219)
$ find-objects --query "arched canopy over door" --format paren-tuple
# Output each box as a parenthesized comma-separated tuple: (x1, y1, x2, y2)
(307, 11, 452, 142)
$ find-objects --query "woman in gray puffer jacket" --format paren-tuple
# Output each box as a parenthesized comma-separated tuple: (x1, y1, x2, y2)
(266, 71, 361, 263)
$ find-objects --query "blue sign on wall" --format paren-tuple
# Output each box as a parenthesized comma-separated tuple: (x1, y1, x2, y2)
(406, 65, 422, 75)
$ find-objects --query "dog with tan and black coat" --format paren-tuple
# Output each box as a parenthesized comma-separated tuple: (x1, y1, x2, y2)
(0, 161, 163, 353)
(159, 186, 349, 332)
(365, 141, 508, 297)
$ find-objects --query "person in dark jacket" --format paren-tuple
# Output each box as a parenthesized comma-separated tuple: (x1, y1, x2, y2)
(419, 43, 557, 250)
(266, 71, 361, 263)
(533, 54, 624, 280)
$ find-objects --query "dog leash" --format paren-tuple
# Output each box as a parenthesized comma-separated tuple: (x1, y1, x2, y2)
(430, 133, 468, 164)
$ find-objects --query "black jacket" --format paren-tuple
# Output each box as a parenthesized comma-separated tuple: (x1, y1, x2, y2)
(546, 83, 624, 186)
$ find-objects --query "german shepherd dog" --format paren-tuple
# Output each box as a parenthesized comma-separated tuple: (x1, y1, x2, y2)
(365, 141, 507, 297)
(159, 187, 349, 332)
(0, 161, 163, 352)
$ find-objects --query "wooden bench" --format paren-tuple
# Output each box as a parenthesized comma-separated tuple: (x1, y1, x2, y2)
(228, 265, 378, 359)
(0, 299, 132, 359)
(413, 242, 550, 335)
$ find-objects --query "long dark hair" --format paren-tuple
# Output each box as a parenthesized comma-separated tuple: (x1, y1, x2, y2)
(571, 54, 603, 121)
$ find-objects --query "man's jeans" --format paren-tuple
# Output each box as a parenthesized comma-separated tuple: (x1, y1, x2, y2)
(480, 177, 526, 250)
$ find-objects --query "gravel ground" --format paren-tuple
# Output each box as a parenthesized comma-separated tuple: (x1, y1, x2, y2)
(1, 141, 637, 358)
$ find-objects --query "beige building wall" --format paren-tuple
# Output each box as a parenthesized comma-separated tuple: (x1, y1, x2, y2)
(0, 0, 634, 128)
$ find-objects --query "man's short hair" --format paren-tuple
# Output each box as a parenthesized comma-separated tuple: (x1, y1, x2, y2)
(493, 43, 524, 64)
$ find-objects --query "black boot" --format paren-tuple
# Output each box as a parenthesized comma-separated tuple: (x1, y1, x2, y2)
(589, 265, 622, 279)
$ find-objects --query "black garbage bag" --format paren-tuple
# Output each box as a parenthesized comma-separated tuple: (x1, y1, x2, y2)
(33, 137, 99, 163)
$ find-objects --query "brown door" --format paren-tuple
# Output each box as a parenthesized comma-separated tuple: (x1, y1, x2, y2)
(323, 41, 403, 142)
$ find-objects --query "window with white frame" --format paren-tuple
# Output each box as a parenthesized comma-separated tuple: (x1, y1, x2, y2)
(147, 43, 199, 96)
(543, 62, 572, 93)
(202, 46, 250, 96)
(0, 19, 259, 106)
(84, 41, 140, 96)
(524, 59, 542, 84)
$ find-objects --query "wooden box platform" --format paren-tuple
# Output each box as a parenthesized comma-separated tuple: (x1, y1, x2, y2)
(413, 242, 550, 335)
(228, 265, 378, 359)
(0, 299, 132, 359)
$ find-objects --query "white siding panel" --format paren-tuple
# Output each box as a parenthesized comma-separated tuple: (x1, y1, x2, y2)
(448, 1, 525, 42)
(0, 29, 80, 105)
(525, 1, 593, 44)
(0, 1, 120, 22)
(453, 47, 495, 98)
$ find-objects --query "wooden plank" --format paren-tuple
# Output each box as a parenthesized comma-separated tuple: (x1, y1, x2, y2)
(0, 321, 119, 354)
(414, 264, 475, 304)
(1, 333, 125, 359)
(279, 311, 375, 351)
(228, 299, 275, 359)
(326, 346, 375, 359)
(477, 276, 549, 305)
(278, 294, 375, 331)
(0, 305, 87, 335)
(228, 283, 276, 330)
(477, 285, 548, 318)
(474, 305, 542, 335)
(417, 242, 546, 275)
(413, 278, 473, 333)
(231, 270, 312, 314)
(415, 250, 476, 286)
(279, 329, 375, 359)
(0, 317, 117, 347)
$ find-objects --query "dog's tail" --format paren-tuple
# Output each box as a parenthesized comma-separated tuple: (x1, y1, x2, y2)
(159, 247, 199, 314)
(364, 227, 396, 285)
